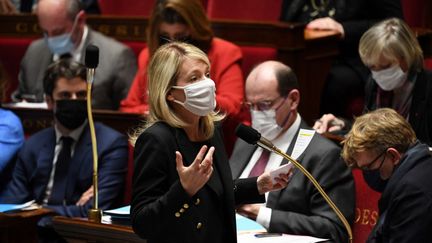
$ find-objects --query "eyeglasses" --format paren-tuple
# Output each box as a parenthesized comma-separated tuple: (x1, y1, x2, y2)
(244, 96, 286, 111)
(159, 35, 191, 45)
(359, 149, 387, 171)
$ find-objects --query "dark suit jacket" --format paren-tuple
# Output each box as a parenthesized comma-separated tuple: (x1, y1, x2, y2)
(367, 142, 432, 242)
(281, 0, 402, 57)
(1, 122, 128, 218)
(230, 120, 355, 242)
(364, 69, 432, 146)
(15, 28, 137, 110)
(131, 122, 263, 243)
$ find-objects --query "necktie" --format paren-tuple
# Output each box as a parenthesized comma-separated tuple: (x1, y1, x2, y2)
(249, 149, 270, 177)
(49, 137, 73, 205)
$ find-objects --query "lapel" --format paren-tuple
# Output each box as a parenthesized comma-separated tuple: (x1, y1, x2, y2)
(230, 140, 257, 179)
(35, 130, 56, 202)
(64, 126, 92, 201)
(267, 119, 312, 205)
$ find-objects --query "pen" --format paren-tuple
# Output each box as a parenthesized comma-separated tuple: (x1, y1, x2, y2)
(254, 233, 283, 238)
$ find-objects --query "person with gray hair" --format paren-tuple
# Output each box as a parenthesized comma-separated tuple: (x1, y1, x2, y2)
(314, 18, 432, 147)
(12, 0, 136, 110)
(342, 108, 432, 242)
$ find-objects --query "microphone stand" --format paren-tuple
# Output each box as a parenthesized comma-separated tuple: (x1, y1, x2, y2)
(85, 46, 101, 222)
(267, 145, 353, 243)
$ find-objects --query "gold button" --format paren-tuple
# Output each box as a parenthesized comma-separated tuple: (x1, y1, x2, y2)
(195, 198, 200, 205)
(175, 212, 180, 217)
(183, 203, 189, 209)
(179, 208, 185, 213)
(196, 222, 202, 229)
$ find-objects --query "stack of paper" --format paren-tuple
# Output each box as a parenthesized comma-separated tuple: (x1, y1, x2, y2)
(102, 205, 131, 226)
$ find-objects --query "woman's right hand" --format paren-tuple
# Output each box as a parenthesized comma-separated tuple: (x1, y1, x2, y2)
(175, 145, 214, 197)
(313, 113, 345, 134)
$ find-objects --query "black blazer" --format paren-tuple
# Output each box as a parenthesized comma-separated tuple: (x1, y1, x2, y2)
(230, 120, 355, 242)
(364, 69, 432, 146)
(131, 122, 264, 243)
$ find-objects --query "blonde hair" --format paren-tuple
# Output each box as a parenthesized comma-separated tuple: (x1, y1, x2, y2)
(147, 0, 213, 56)
(342, 108, 416, 167)
(130, 42, 223, 144)
(359, 18, 423, 72)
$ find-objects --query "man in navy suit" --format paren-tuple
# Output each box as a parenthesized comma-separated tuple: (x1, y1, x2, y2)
(1, 58, 128, 237)
(230, 61, 354, 242)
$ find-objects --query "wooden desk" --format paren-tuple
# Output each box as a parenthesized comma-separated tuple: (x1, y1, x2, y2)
(6, 106, 144, 135)
(0, 208, 54, 243)
(53, 216, 145, 243)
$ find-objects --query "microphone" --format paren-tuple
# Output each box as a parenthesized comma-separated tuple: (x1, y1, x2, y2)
(85, 44, 99, 84)
(235, 124, 281, 153)
(84, 44, 101, 222)
(235, 124, 353, 242)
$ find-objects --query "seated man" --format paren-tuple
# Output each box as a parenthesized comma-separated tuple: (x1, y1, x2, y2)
(13, 0, 136, 110)
(1, 59, 128, 233)
(342, 108, 432, 242)
(230, 61, 354, 242)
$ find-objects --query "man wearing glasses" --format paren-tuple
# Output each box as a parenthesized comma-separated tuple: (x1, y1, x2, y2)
(230, 61, 355, 242)
(342, 108, 432, 242)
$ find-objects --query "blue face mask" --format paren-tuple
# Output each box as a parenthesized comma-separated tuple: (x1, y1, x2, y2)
(44, 17, 78, 55)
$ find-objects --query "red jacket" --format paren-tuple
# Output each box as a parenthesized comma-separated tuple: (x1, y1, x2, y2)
(120, 38, 244, 117)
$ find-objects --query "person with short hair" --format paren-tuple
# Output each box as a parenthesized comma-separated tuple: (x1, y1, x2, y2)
(342, 108, 432, 242)
(314, 18, 432, 147)
(1, 58, 128, 238)
(130, 42, 290, 243)
(230, 60, 354, 242)
(13, 0, 136, 110)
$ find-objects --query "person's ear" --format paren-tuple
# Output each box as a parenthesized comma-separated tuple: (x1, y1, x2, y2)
(46, 95, 54, 109)
(166, 90, 175, 102)
(287, 89, 300, 111)
(387, 148, 402, 166)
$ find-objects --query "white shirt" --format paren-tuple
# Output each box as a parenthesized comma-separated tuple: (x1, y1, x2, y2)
(42, 121, 87, 205)
(240, 114, 302, 229)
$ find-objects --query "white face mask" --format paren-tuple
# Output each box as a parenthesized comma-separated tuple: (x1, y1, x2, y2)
(251, 109, 291, 140)
(172, 78, 216, 116)
(371, 65, 407, 91)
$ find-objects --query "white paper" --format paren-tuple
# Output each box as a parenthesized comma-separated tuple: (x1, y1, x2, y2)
(269, 163, 293, 183)
(3, 102, 48, 109)
(237, 232, 328, 243)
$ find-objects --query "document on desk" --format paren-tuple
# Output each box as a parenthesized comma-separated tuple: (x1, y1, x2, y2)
(0, 200, 38, 213)
(238, 232, 328, 243)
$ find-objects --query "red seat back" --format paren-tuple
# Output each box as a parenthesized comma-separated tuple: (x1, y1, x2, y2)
(206, 0, 282, 21)
(0, 37, 35, 102)
(352, 169, 381, 243)
(123, 142, 134, 205)
(98, 0, 156, 16)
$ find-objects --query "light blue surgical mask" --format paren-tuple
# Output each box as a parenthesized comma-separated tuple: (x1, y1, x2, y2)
(44, 17, 78, 55)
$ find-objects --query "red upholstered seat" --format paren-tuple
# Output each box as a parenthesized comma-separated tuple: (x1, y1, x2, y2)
(240, 46, 277, 77)
(98, 0, 156, 16)
(352, 169, 381, 243)
(0, 37, 35, 102)
(123, 142, 134, 205)
(206, 0, 282, 21)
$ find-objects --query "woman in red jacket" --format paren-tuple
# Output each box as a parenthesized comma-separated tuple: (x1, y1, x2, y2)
(120, 0, 244, 154)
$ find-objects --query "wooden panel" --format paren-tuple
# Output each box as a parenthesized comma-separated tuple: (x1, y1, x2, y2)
(6, 106, 144, 136)
(0, 208, 54, 243)
(53, 216, 146, 243)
